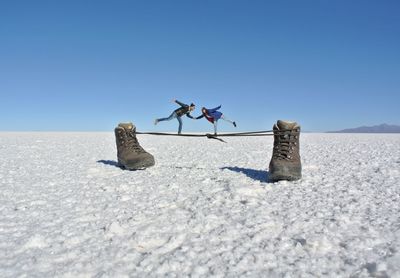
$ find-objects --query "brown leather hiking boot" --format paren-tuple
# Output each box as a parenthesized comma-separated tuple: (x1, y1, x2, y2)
(115, 123, 155, 170)
(268, 120, 302, 181)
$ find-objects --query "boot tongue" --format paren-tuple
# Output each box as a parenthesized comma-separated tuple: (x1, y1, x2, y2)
(277, 120, 297, 130)
(118, 122, 136, 131)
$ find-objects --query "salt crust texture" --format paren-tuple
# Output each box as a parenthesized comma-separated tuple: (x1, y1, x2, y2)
(0, 133, 399, 277)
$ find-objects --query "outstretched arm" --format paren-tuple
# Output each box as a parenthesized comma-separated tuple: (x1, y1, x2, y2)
(174, 100, 186, 107)
(208, 105, 221, 113)
(186, 113, 197, 119)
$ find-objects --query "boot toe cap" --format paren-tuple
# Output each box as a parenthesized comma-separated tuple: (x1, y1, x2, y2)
(269, 160, 302, 182)
(119, 153, 155, 170)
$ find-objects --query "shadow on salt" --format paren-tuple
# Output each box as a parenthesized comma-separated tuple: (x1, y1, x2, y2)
(221, 166, 269, 183)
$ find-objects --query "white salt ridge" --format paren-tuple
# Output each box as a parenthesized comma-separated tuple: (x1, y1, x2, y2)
(0, 132, 399, 277)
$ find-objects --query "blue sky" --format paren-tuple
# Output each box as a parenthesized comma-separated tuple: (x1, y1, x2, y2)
(1, 0, 399, 132)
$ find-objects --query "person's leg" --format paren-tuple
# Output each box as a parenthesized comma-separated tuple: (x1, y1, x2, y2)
(220, 115, 234, 124)
(220, 115, 236, 127)
(156, 112, 177, 123)
(213, 121, 218, 135)
(177, 116, 183, 134)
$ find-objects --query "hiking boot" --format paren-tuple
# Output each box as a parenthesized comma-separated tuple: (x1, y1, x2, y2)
(268, 120, 301, 181)
(115, 122, 155, 170)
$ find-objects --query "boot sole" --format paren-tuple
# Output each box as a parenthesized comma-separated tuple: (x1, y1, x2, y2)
(269, 173, 301, 182)
(118, 159, 155, 170)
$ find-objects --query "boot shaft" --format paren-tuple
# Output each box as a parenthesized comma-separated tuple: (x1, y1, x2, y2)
(115, 123, 144, 155)
(272, 120, 301, 162)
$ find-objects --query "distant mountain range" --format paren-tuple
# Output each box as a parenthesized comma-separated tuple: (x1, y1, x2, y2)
(328, 124, 400, 133)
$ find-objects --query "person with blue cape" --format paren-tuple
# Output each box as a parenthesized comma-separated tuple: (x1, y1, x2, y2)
(195, 105, 237, 135)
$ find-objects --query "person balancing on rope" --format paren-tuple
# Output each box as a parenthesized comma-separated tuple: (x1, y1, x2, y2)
(154, 99, 196, 134)
(195, 105, 237, 135)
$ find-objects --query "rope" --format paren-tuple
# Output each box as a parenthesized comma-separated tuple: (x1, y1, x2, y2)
(136, 129, 295, 143)
(136, 132, 210, 137)
(136, 129, 295, 137)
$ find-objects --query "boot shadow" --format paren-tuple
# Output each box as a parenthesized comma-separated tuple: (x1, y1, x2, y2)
(97, 160, 121, 169)
(221, 166, 269, 183)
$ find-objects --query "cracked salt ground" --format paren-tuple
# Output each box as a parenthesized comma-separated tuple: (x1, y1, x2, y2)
(0, 132, 400, 277)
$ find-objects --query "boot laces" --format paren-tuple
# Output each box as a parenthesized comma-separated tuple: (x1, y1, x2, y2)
(119, 129, 146, 153)
(274, 130, 298, 160)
